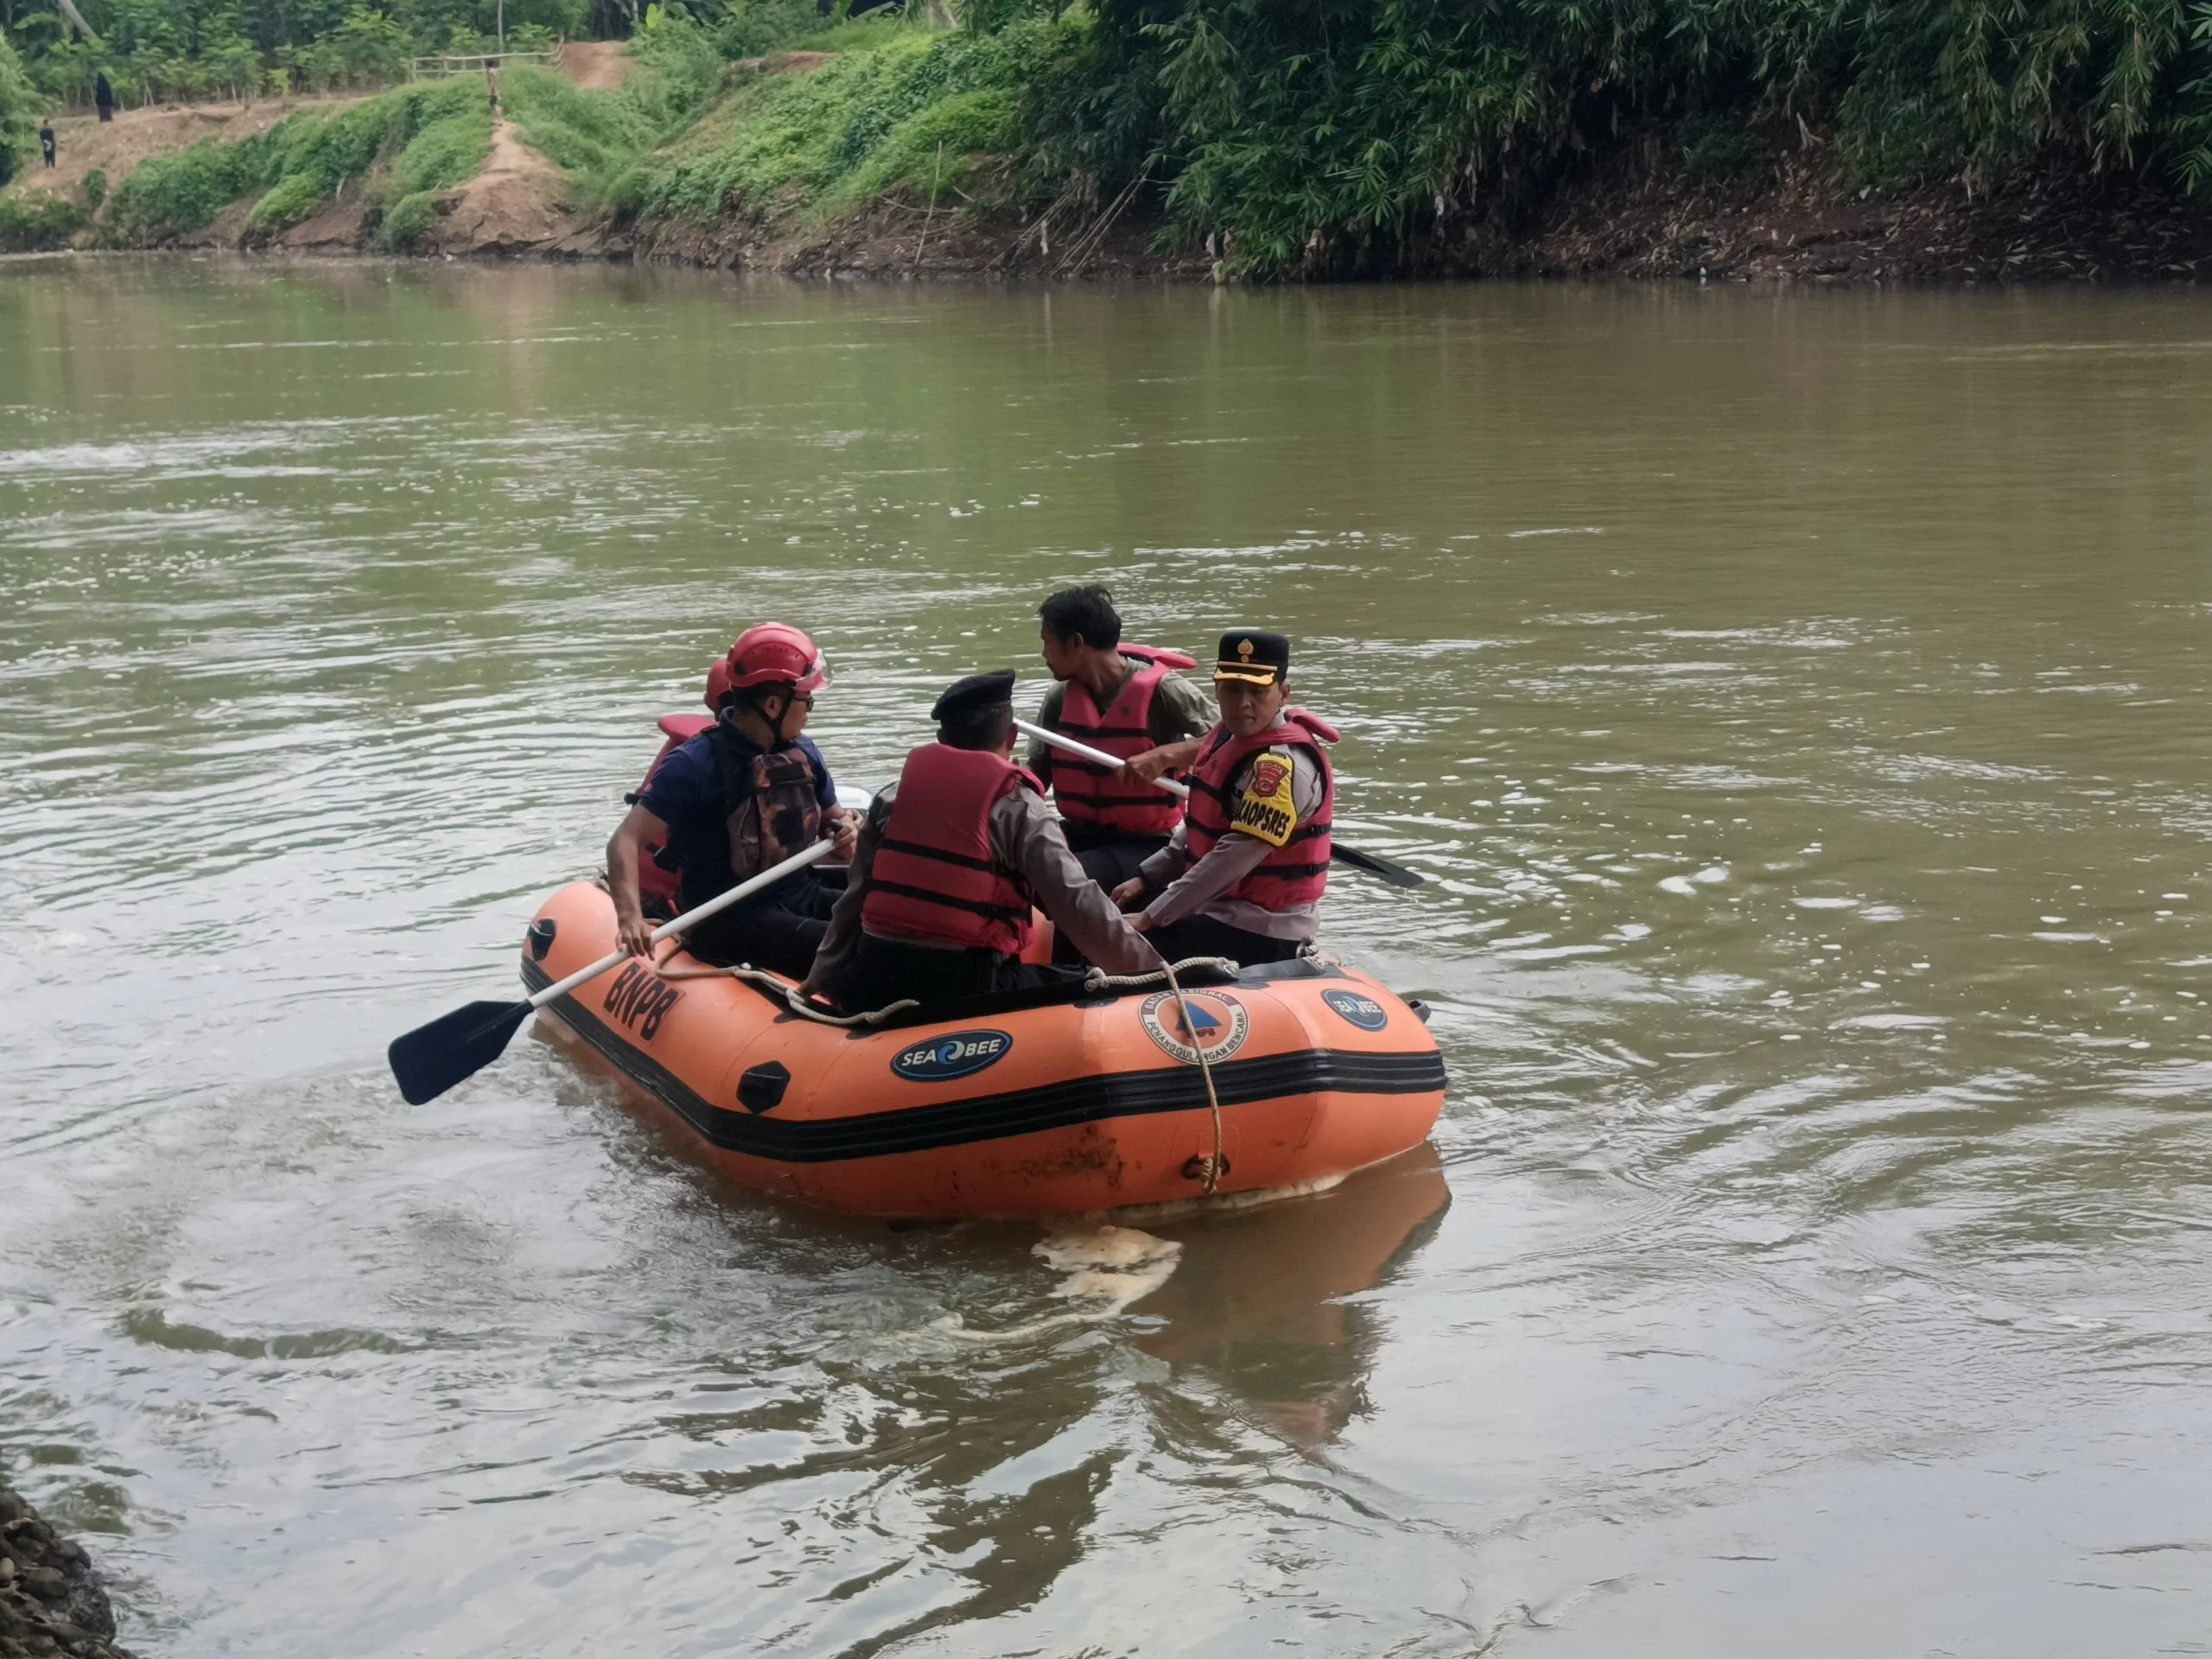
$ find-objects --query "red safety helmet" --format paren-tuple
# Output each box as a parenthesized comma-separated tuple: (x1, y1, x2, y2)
(721, 622, 829, 697)
(703, 658, 736, 711)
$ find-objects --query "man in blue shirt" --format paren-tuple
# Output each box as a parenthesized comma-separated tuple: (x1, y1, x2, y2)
(605, 624, 857, 977)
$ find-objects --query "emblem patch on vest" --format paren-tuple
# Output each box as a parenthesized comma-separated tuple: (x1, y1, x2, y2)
(891, 1029, 1014, 1083)
(1321, 988, 1389, 1032)
(1138, 991, 1251, 1066)
(1231, 753, 1298, 846)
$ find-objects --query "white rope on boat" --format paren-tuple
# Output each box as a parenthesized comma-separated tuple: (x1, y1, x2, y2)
(648, 950, 919, 1027)
(1078, 955, 1241, 993)
(652, 951, 1243, 1028)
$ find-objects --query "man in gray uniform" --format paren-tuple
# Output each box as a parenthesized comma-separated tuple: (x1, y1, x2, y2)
(804, 671, 1161, 1011)
(1111, 631, 1335, 967)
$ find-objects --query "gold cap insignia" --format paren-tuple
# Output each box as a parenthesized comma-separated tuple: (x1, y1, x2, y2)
(1236, 639, 1255, 660)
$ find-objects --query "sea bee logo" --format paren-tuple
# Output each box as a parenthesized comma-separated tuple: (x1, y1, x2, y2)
(1138, 991, 1250, 1066)
(891, 1029, 1014, 1083)
(1321, 988, 1389, 1032)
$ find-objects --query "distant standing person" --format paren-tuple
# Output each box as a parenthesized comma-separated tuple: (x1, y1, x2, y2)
(93, 73, 115, 123)
(40, 121, 56, 168)
(484, 56, 499, 119)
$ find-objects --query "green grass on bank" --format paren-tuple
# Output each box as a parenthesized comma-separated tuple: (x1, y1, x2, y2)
(5, 13, 1069, 255)
(98, 78, 493, 248)
(623, 16, 1077, 226)
(75, 24, 722, 251)
(499, 23, 721, 200)
(0, 191, 85, 251)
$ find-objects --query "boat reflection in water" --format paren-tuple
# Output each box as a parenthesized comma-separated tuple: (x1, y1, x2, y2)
(1133, 1146, 1450, 1446)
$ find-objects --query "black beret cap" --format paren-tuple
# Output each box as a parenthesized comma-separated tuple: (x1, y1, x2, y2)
(1214, 630, 1291, 686)
(931, 669, 1017, 721)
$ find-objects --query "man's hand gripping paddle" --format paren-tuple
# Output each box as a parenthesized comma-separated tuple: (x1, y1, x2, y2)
(1013, 718, 1425, 889)
(387, 839, 838, 1105)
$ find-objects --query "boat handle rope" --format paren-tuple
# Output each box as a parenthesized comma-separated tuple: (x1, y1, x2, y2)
(651, 951, 923, 1027)
(1076, 956, 1243, 1194)
(1158, 957, 1227, 1196)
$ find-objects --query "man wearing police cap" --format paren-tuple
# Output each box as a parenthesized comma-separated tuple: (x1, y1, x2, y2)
(1111, 631, 1338, 966)
(804, 671, 1162, 1011)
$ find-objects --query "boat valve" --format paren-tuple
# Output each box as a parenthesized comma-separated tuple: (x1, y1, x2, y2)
(1181, 1154, 1230, 1184)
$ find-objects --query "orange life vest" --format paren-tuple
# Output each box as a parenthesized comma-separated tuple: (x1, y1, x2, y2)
(1048, 644, 1198, 838)
(861, 745, 1043, 956)
(1182, 709, 1338, 910)
(632, 714, 713, 912)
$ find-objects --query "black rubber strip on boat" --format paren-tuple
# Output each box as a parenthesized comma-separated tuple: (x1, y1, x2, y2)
(522, 957, 1446, 1165)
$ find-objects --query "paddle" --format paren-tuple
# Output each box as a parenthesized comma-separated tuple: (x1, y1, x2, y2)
(387, 838, 839, 1105)
(1014, 718, 1425, 889)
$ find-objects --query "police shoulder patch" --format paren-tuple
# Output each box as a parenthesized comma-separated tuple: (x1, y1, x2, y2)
(1231, 752, 1298, 847)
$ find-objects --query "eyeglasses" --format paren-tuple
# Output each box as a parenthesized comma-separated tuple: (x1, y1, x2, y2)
(788, 693, 817, 709)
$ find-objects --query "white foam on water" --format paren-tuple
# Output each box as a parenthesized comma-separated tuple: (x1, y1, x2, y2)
(1033, 1223, 1184, 1307)
(925, 1225, 1184, 1347)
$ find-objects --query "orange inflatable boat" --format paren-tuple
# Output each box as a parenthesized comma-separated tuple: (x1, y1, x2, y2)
(520, 880, 1446, 1218)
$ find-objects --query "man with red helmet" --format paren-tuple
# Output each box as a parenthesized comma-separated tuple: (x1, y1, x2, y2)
(605, 624, 859, 977)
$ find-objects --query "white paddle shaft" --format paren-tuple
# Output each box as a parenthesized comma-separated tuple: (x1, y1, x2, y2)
(1015, 718, 1192, 799)
(529, 838, 837, 1008)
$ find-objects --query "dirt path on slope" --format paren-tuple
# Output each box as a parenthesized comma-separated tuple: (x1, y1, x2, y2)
(426, 118, 579, 253)
(559, 41, 635, 92)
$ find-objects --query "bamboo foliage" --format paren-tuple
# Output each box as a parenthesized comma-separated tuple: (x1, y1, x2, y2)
(1037, 0, 2212, 273)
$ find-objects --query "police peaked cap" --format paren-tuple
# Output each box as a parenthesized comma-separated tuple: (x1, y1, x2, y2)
(1214, 630, 1292, 686)
(931, 669, 1018, 721)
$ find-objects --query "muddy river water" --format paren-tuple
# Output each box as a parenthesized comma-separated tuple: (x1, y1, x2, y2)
(3, 260, 2210, 1656)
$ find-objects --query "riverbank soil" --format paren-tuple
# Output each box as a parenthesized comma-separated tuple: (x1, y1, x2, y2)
(1472, 144, 2212, 283)
(423, 135, 2212, 281)
(0, 1487, 133, 1659)
(616, 171, 1205, 280)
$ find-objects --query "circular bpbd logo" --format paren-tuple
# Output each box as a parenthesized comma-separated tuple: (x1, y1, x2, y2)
(1321, 988, 1390, 1032)
(1138, 991, 1250, 1066)
(891, 1029, 1013, 1083)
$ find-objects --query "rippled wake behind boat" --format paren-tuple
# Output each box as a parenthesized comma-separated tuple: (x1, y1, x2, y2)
(3, 264, 2211, 1656)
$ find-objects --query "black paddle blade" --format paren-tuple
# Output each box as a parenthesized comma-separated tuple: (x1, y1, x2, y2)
(1331, 842, 1426, 888)
(387, 999, 533, 1105)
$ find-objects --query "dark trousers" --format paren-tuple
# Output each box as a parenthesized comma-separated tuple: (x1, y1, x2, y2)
(1052, 829, 1169, 966)
(1143, 913, 1306, 970)
(683, 874, 839, 979)
(833, 932, 1081, 1012)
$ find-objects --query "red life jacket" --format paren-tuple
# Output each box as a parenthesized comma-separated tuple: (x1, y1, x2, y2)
(1182, 709, 1338, 910)
(1048, 644, 1198, 837)
(861, 744, 1043, 956)
(632, 714, 713, 912)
